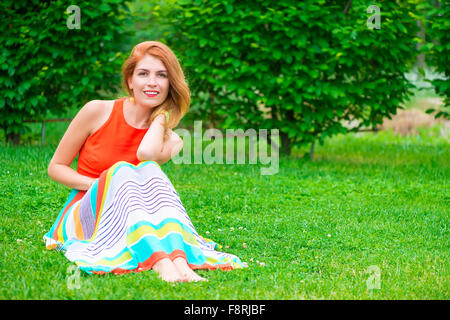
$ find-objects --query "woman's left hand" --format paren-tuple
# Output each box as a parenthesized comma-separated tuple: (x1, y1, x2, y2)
(156, 129, 183, 164)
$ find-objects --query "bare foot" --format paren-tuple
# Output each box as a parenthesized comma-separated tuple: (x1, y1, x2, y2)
(173, 257, 208, 282)
(152, 258, 183, 282)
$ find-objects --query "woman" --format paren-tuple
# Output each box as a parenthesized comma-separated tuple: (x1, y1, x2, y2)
(44, 41, 246, 282)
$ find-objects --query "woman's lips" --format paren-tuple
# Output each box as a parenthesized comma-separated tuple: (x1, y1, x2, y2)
(144, 91, 159, 97)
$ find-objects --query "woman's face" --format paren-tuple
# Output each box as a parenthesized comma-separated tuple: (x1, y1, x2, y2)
(128, 54, 170, 108)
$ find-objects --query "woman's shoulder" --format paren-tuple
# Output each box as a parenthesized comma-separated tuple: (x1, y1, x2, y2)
(82, 99, 115, 113)
(80, 99, 116, 136)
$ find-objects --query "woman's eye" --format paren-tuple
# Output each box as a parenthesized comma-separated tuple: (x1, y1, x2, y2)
(138, 72, 166, 77)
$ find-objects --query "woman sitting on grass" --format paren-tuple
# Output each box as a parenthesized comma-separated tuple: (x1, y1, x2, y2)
(44, 41, 246, 282)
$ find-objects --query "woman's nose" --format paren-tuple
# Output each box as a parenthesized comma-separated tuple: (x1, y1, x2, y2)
(147, 74, 158, 86)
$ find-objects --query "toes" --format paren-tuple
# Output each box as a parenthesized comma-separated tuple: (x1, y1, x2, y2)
(178, 272, 204, 282)
(179, 273, 190, 282)
(189, 273, 208, 282)
(196, 276, 208, 282)
(159, 274, 178, 283)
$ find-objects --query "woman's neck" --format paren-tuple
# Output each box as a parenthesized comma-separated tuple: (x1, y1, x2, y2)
(123, 97, 154, 129)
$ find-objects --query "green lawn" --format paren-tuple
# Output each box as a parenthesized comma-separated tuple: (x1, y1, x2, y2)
(0, 125, 448, 299)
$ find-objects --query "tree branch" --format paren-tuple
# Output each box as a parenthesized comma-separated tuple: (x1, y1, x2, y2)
(344, 0, 352, 16)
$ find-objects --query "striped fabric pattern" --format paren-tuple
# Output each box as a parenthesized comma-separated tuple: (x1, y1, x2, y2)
(43, 160, 246, 274)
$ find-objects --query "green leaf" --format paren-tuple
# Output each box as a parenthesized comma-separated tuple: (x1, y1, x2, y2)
(310, 70, 319, 79)
(225, 4, 233, 14)
(273, 51, 282, 60)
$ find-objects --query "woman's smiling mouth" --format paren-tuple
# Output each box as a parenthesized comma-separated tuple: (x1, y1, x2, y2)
(144, 90, 159, 97)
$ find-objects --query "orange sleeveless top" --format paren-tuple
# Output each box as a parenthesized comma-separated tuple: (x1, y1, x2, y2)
(77, 97, 149, 178)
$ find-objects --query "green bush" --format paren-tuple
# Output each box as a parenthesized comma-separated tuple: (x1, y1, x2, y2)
(420, 0, 450, 119)
(156, 0, 422, 155)
(0, 0, 131, 144)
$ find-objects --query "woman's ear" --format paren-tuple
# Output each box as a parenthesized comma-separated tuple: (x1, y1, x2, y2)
(127, 77, 133, 92)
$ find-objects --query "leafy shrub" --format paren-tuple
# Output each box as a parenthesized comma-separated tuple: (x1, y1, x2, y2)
(420, 0, 450, 119)
(156, 0, 423, 155)
(0, 0, 130, 144)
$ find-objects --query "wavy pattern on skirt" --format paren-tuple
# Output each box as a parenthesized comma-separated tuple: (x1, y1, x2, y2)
(43, 160, 246, 274)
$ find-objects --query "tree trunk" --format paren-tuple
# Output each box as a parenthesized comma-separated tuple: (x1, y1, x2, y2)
(309, 140, 315, 160)
(6, 131, 20, 146)
(272, 106, 295, 156)
(416, 19, 426, 69)
(280, 130, 291, 156)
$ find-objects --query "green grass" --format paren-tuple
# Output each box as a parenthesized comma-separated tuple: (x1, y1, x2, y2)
(0, 126, 448, 299)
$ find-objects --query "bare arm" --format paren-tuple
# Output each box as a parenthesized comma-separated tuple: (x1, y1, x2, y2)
(137, 114, 183, 165)
(47, 100, 102, 190)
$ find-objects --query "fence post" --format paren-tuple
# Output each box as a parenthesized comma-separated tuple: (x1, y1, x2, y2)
(309, 140, 315, 160)
(41, 121, 46, 146)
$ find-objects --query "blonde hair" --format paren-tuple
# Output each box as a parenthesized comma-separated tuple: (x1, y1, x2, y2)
(121, 41, 190, 130)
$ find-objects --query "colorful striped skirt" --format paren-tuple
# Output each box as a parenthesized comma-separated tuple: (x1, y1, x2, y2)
(43, 160, 246, 275)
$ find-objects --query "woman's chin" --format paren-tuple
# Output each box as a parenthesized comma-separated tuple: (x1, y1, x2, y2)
(136, 98, 161, 109)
